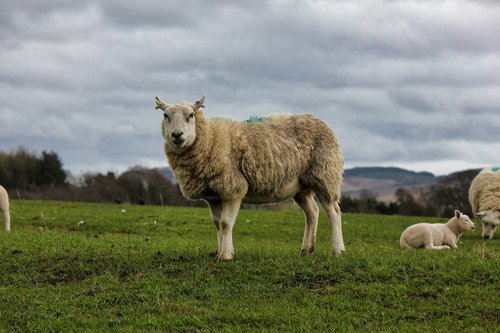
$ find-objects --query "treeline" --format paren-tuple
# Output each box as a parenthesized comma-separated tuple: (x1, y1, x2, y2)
(1, 148, 479, 216)
(0, 148, 196, 206)
(0, 148, 66, 188)
(340, 169, 479, 217)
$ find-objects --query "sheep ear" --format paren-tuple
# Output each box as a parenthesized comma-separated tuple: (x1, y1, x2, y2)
(476, 211, 488, 218)
(155, 96, 170, 111)
(454, 210, 461, 219)
(192, 94, 206, 111)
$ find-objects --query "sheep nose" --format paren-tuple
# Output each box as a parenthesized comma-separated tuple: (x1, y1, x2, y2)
(171, 132, 183, 139)
(483, 235, 491, 240)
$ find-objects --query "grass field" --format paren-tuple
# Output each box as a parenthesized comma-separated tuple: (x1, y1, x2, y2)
(0, 200, 498, 332)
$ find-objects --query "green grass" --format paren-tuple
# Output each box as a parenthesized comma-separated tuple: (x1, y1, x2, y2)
(0, 200, 498, 332)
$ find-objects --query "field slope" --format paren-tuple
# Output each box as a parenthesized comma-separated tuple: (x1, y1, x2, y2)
(0, 200, 498, 332)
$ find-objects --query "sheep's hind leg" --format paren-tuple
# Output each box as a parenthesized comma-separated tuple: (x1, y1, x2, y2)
(4, 210, 10, 232)
(420, 233, 451, 250)
(424, 244, 451, 250)
(218, 199, 242, 261)
(294, 191, 319, 256)
(207, 200, 222, 257)
(319, 198, 345, 257)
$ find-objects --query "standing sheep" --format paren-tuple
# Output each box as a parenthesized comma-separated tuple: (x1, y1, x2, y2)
(400, 210, 475, 249)
(468, 167, 500, 239)
(0, 185, 11, 232)
(154, 95, 345, 260)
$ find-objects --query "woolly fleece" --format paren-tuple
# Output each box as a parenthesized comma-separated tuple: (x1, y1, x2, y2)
(0, 185, 10, 232)
(468, 167, 500, 213)
(163, 111, 343, 204)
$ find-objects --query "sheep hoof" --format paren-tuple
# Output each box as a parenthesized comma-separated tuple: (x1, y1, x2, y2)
(218, 253, 234, 261)
(300, 247, 315, 256)
(333, 249, 345, 257)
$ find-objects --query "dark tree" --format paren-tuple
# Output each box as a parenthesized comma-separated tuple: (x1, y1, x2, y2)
(425, 169, 480, 216)
(395, 188, 427, 216)
(36, 151, 67, 186)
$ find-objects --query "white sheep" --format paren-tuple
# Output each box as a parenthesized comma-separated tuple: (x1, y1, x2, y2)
(468, 167, 500, 239)
(0, 185, 11, 232)
(400, 210, 475, 249)
(154, 95, 345, 260)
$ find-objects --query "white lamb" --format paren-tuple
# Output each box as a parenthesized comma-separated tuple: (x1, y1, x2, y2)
(468, 167, 500, 240)
(154, 95, 345, 260)
(400, 210, 475, 249)
(0, 185, 11, 232)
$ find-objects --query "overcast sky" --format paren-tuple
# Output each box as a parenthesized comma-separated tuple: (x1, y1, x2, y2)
(1, 0, 499, 176)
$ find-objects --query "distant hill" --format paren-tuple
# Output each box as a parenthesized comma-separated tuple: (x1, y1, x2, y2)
(157, 165, 440, 202)
(344, 167, 435, 184)
(156, 167, 176, 183)
(342, 167, 437, 201)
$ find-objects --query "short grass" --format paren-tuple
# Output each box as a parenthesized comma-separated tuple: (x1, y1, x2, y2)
(0, 200, 498, 332)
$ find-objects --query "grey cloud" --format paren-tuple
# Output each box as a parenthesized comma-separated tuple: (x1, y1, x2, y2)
(389, 91, 436, 112)
(0, 0, 499, 176)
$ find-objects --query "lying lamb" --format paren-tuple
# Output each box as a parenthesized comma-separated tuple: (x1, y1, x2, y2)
(0, 185, 10, 232)
(469, 167, 500, 240)
(400, 210, 475, 249)
(155, 95, 345, 260)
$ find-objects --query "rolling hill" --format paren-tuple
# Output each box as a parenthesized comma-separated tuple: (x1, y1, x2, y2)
(157, 166, 439, 202)
(341, 167, 438, 201)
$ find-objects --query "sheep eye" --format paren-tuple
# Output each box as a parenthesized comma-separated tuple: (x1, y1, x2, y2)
(188, 113, 195, 120)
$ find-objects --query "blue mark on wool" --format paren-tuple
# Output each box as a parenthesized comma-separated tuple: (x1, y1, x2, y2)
(243, 115, 269, 125)
(492, 167, 500, 172)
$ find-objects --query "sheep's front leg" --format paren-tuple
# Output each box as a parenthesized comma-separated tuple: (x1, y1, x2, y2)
(207, 200, 222, 257)
(447, 241, 458, 249)
(219, 199, 242, 261)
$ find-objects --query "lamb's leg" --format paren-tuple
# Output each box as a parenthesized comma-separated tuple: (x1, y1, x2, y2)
(294, 191, 319, 256)
(319, 199, 345, 256)
(207, 200, 222, 257)
(219, 199, 242, 261)
(420, 232, 451, 250)
(424, 244, 451, 250)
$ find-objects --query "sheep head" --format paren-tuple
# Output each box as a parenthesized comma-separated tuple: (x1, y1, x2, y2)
(155, 95, 206, 153)
(476, 209, 500, 239)
(454, 210, 476, 232)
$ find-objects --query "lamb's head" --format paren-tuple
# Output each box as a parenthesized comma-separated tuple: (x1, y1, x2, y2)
(155, 95, 205, 152)
(476, 209, 500, 240)
(454, 210, 476, 232)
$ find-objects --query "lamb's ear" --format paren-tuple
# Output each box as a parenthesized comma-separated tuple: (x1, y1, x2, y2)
(155, 96, 170, 111)
(455, 210, 461, 219)
(192, 94, 206, 111)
